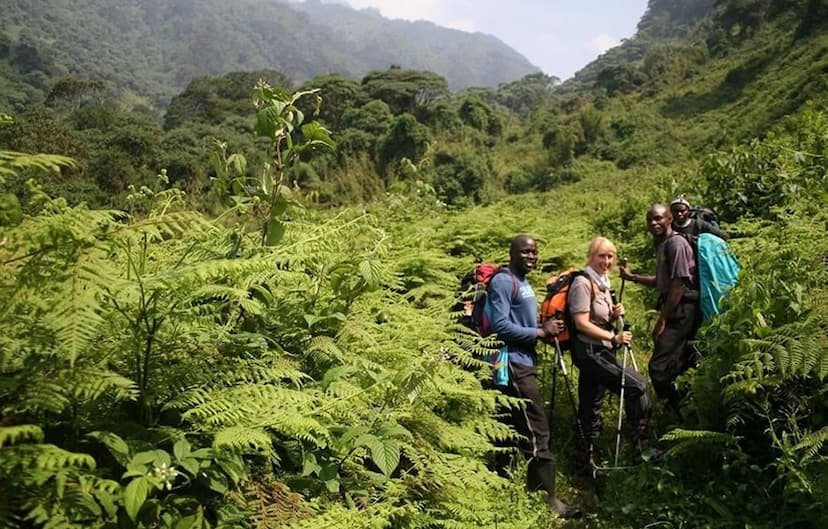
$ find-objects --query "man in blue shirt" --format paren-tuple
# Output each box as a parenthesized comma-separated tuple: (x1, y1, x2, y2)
(489, 234, 581, 520)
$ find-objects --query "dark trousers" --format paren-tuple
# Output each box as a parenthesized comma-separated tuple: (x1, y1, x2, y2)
(571, 338, 651, 446)
(500, 362, 554, 461)
(650, 300, 699, 401)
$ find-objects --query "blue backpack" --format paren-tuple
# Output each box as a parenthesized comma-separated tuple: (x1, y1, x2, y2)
(695, 233, 740, 322)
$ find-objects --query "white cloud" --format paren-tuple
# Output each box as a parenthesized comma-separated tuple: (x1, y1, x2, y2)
(589, 34, 620, 54)
(346, 0, 443, 21)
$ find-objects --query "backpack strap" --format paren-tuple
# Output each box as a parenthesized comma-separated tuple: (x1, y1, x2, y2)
(573, 272, 598, 323)
(494, 266, 520, 302)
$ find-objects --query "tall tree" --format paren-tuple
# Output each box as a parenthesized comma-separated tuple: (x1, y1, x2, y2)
(362, 67, 449, 115)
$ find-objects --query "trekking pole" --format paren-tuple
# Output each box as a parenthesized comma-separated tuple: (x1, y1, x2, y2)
(544, 310, 595, 471)
(610, 288, 638, 372)
(619, 258, 628, 303)
(614, 323, 631, 467)
(553, 335, 591, 453)
(547, 341, 558, 421)
(549, 311, 594, 474)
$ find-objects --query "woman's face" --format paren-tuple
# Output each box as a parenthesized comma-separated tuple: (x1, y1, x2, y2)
(589, 244, 616, 275)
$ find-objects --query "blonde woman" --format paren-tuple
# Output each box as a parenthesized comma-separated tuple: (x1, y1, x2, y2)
(568, 237, 652, 476)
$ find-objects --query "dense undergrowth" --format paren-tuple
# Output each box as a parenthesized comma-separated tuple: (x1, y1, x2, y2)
(1, 99, 826, 528)
(1, 1, 828, 528)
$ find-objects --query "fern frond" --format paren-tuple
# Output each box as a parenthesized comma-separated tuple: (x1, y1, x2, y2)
(47, 247, 122, 366)
(0, 425, 44, 448)
(0, 150, 75, 180)
(794, 426, 828, 461)
(246, 473, 311, 529)
(181, 385, 330, 448)
(660, 428, 740, 458)
(110, 211, 212, 242)
(306, 336, 346, 364)
(213, 426, 273, 452)
(65, 368, 139, 403)
(17, 380, 71, 415)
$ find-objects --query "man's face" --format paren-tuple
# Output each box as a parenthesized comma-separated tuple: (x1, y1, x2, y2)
(511, 238, 538, 275)
(671, 204, 690, 223)
(647, 207, 672, 238)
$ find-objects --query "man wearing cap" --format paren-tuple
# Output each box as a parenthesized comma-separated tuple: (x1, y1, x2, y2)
(669, 196, 729, 240)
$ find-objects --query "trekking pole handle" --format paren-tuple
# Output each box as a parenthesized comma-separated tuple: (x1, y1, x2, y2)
(610, 288, 617, 306)
(619, 258, 628, 302)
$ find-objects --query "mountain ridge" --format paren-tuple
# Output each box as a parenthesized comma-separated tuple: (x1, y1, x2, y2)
(0, 0, 539, 112)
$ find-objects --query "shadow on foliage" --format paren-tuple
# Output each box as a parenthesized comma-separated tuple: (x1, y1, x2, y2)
(660, 52, 775, 118)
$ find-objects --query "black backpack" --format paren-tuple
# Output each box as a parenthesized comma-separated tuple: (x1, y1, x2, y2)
(690, 205, 719, 228)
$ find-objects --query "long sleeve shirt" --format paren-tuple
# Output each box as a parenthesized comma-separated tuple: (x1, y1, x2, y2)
(488, 270, 539, 366)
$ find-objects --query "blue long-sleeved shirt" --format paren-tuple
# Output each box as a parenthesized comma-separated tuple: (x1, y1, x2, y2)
(488, 270, 539, 366)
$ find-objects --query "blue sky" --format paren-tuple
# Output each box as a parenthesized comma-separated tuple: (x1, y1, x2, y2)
(338, 0, 650, 80)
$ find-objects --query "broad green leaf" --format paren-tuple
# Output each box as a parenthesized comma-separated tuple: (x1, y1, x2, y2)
(359, 259, 381, 289)
(301, 122, 336, 148)
(370, 439, 400, 477)
(123, 476, 151, 521)
(304, 314, 320, 328)
(264, 217, 286, 246)
(324, 478, 340, 493)
(153, 449, 171, 466)
(321, 365, 355, 391)
(302, 453, 321, 476)
(131, 451, 157, 467)
(377, 424, 413, 439)
(337, 426, 370, 451)
(178, 457, 200, 476)
(354, 434, 381, 450)
(173, 439, 190, 461)
(190, 448, 212, 460)
(88, 432, 129, 464)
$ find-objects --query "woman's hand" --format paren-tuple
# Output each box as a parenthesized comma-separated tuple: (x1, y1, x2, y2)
(614, 330, 633, 346)
(611, 303, 625, 320)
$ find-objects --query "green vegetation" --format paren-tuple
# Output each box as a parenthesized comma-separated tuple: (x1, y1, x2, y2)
(1, 0, 827, 528)
(0, 0, 537, 113)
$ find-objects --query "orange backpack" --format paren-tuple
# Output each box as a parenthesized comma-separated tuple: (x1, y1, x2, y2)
(540, 268, 593, 349)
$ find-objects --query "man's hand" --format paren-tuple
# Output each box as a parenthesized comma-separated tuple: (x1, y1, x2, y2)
(652, 318, 666, 342)
(619, 265, 634, 281)
(542, 318, 565, 338)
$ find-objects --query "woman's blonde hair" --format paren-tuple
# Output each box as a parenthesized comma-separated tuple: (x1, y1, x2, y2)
(586, 236, 617, 264)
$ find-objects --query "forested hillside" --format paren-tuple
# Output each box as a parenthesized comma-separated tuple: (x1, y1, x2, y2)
(1, 0, 827, 528)
(0, 0, 537, 112)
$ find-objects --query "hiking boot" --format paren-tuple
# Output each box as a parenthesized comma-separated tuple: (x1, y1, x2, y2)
(529, 458, 583, 519)
(549, 498, 583, 520)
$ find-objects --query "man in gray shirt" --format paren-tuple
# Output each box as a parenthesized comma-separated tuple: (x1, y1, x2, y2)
(620, 204, 700, 419)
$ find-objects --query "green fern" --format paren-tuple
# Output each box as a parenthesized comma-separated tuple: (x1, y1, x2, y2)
(0, 425, 44, 447)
